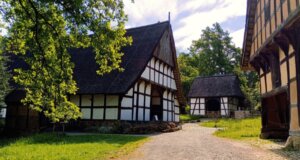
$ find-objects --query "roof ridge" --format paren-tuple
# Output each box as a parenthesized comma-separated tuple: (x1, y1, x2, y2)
(126, 21, 169, 31)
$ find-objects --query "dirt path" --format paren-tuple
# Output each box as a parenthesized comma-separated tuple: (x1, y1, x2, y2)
(119, 123, 291, 160)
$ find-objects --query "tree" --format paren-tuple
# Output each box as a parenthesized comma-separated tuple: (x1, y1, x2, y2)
(0, 36, 10, 109)
(189, 23, 240, 76)
(178, 23, 260, 110)
(234, 67, 260, 110)
(1, 0, 131, 123)
(177, 52, 198, 96)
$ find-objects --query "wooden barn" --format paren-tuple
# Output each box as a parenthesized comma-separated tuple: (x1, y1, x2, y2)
(188, 75, 244, 117)
(4, 21, 186, 132)
(241, 0, 300, 147)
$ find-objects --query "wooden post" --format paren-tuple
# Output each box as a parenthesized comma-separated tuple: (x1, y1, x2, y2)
(284, 25, 300, 125)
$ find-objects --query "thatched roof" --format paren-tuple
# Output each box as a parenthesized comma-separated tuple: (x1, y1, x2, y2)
(70, 22, 169, 94)
(188, 75, 244, 98)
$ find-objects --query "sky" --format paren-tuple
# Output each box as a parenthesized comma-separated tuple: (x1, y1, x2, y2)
(123, 0, 247, 52)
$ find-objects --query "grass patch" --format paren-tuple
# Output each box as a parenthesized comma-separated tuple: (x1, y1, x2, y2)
(0, 133, 149, 160)
(180, 114, 203, 122)
(200, 117, 261, 140)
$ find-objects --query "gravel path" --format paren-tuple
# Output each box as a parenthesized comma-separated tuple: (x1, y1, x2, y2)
(119, 123, 290, 160)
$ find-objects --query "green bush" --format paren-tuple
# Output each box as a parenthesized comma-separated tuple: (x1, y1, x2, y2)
(0, 119, 5, 127)
(180, 114, 203, 122)
(185, 105, 191, 114)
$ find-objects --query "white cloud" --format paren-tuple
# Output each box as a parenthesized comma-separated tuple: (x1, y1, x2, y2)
(124, 0, 247, 52)
(231, 28, 245, 48)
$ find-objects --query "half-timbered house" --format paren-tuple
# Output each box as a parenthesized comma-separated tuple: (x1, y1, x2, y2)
(188, 75, 244, 117)
(4, 21, 186, 132)
(241, 0, 300, 148)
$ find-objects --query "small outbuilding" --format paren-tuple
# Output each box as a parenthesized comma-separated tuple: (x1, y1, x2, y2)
(188, 75, 244, 117)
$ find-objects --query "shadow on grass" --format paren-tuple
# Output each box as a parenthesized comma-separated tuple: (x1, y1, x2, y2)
(270, 148, 300, 160)
(0, 133, 147, 148)
(258, 139, 300, 160)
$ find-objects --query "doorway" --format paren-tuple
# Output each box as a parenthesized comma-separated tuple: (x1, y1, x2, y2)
(261, 91, 289, 139)
(206, 98, 221, 112)
(150, 86, 163, 121)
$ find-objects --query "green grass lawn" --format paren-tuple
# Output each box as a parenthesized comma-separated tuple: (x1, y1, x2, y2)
(200, 117, 261, 140)
(0, 133, 149, 160)
(180, 114, 203, 122)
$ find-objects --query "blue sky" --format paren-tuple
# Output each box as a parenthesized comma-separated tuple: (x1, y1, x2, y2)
(124, 0, 247, 52)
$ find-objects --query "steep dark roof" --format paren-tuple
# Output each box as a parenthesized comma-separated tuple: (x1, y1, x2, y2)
(70, 21, 169, 94)
(188, 75, 244, 98)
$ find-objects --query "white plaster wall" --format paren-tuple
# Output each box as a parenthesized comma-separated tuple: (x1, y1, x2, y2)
(168, 112, 172, 121)
(141, 67, 150, 80)
(106, 95, 119, 106)
(175, 106, 180, 114)
(105, 108, 118, 120)
(126, 88, 133, 96)
(133, 107, 136, 121)
(200, 98, 205, 103)
(190, 98, 197, 103)
(200, 104, 205, 110)
(145, 109, 150, 121)
(175, 115, 179, 122)
(138, 108, 144, 121)
(139, 81, 145, 93)
(163, 111, 168, 121)
(163, 100, 168, 110)
(134, 93, 137, 106)
(81, 108, 91, 119)
(0, 109, 6, 118)
(145, 96, 151, 107)
(121, 97, 133, 108)
(121, 109, 132, 121)
(81, 95, 92, 106)
(200, 110, 205, 115)
(145, 84, 151, 95)
(150, 69, 155, 82)
(93, 108, 104, 120)
(94, 95, 104, 106)
(138, 94, 144, 106)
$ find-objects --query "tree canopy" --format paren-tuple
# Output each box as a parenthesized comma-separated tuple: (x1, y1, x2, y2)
(1, 0, 131, 122)
(178, 23, 260, 110)
(0, 36, 10, 109)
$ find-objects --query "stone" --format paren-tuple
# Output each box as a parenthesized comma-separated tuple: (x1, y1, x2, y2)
(285, 135, 300, 150)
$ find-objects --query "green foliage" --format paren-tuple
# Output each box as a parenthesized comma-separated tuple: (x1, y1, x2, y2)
(0, 36, 10, 108)
(188, 23, 240, 76)
(180, 114, 203, 122)
(178, 23, 241, 96)
(234, 67, 261, 110)
(178, 23, 260, 110)
(185, 105, 191, 113)
(200, 117, 261, 140)
(1, 0, 131, 122)
(0, 133, 148, 160)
